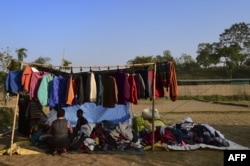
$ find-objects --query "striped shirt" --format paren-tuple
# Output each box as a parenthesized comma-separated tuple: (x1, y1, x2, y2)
(26, 100, 43, 120)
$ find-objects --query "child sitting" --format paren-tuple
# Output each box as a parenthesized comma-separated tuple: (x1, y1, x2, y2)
(30, 123, 51, 146)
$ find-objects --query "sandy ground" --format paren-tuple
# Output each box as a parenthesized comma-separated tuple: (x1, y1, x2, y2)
(1, 100, 250, 166)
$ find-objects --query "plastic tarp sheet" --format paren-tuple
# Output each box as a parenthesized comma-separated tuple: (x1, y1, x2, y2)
(60, 102, 131, 127)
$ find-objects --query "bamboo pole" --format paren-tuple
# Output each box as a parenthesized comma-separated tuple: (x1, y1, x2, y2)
(9, 93, 20, 156)
(9, 62, 23, 156)
(21, 60, 155, 70)
(151, 63, 156, 151)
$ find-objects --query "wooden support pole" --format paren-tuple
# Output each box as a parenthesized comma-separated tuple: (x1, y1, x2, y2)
(10, 62, 23, 156)
(9, 93, 20, 156)
(151, 62, 156, 151)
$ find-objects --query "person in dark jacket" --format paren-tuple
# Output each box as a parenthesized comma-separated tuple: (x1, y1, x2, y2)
(49, 108, 73, 155)
(26, 97, 47, 134)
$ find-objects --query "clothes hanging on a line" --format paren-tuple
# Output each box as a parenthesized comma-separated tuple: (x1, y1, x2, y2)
(4, 62, 177, 108)
(5, 70, 23, 94)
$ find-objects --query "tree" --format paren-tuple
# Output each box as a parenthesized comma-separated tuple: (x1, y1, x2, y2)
(16, 48, 28, 62)
(163, 50, 174, 62)
(196, 42, 221, 68)
(127, 55, 154, 65)
(219, 22, 250, 68)
(155, 50, 174, 63)
(244, 58, 250, 66)
(61, 58, 72, 71)
(33, 56, 51, 64)
(176, 54, 199, 72)
(196, 43, 214, 68)
(178, 54, 195, 64)
(0, 47, 12, 72)
(7, 59, 21, 71)
(217, 44, 243, 68)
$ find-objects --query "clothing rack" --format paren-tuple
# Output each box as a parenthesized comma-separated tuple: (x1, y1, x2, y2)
(9, 61, 159, 155)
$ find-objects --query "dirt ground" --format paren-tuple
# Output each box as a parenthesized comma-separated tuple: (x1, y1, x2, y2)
(0, 99, 250, 166)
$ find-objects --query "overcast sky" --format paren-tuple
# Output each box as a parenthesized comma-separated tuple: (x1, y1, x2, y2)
(1, 0, 249, 67)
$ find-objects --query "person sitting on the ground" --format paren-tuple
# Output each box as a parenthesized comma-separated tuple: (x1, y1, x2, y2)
(74, 109, 88, 134)
(49, 108, 73, 155)
(29, 124, 42, 145)
(30, 123, 51, 146)
(70, 109, 88, 149)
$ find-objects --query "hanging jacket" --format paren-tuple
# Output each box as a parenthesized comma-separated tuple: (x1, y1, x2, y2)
(166, 61, 178, 101)
(5, 70, 23, 94)
(37, 74, 53, 106)
(29, 71, 49, 99)
(134, 73, 145, 99)
(49, 75, 67, 107)
(85, 72, 97, 102)
(102, 75, 118, 108)
(148, 70, 165, 98)
(21, 65, 32, 92)
(95, 73, 104, 106)
(128, 74, 138, 104)
(75, 75, 85, 105)
(66, 75, 76, 105)
(113, 71, 130, 105)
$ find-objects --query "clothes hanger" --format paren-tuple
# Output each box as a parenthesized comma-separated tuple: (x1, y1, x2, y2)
(70, 66, 73, 75)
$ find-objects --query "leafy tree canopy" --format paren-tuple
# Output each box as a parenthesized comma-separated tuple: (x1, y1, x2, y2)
(33, 56, 51, 64)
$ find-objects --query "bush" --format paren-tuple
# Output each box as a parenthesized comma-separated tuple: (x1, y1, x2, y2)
(0, 107, 14, 132)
